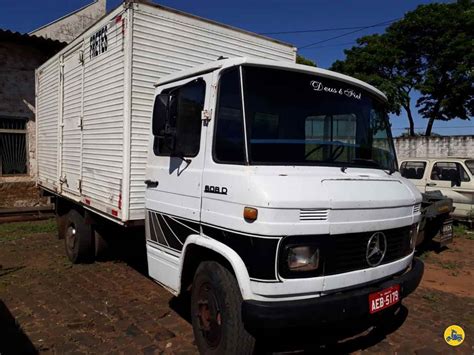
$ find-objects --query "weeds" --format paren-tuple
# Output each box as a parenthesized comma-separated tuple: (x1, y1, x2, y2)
(453, 224, 467, 236)
(422, 292, 439, 303)
(438, 261, 460, 271)
(0, 219, 56, 241)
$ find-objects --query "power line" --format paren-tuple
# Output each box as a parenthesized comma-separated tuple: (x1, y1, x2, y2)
(299, 18, 399, 50)
(260, 24, 392, 35)
(307, 41, 357, 49)
(392, 126, 474, 130)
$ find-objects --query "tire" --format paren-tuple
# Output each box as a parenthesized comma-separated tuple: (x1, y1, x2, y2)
(64, 208, 94, 264)
(191, 261, 255, 355)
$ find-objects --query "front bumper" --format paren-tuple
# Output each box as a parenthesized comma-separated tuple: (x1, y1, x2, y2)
(242, 258, 424, 328)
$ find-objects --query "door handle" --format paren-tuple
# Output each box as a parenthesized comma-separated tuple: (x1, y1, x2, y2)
(426, 182, 437, 187)
(144, 180, 159, 188)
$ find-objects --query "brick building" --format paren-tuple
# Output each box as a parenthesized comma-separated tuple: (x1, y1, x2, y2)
(0, 30, 64, 208)
(0, 0, 106, 209)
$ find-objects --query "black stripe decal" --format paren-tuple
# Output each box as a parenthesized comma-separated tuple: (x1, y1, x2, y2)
(157, 214, 184, 251)
(163, 215, 193, 244)
(201, 225, 279, 281)
(147, 210, 281, 281)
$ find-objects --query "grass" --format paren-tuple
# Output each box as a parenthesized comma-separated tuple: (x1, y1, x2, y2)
(0, 219, 56, 241)
(417, 250, 430, 261)
(438, 261, 461, 271)
(422, 292, 439, 303)
(453, 224, 467, 236)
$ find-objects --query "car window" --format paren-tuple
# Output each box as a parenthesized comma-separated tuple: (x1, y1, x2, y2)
(214, 68, 246, 164)
(153, 78, 206, 157)
(466, 160, 474, 175)
(400, 161, 426, 179)
(430, 162, 470, 182)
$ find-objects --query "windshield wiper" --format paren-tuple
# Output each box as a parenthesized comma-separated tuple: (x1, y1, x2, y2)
(350, 158, 395, 175)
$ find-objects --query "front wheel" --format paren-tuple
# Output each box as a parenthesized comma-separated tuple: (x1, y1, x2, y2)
(191, 261, 255, 355)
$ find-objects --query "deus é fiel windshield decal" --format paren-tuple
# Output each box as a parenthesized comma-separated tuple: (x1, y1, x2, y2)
(310, 80, 361, 100)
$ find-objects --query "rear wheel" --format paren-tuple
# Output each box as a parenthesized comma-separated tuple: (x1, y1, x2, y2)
(64, 208, 94, 264)
(191, 261, 255, 355)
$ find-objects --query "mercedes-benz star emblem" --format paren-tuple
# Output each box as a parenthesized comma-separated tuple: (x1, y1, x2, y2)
(366, 232, 387, 267)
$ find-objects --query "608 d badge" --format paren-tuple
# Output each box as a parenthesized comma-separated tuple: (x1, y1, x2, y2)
(204, 185, 228, 195)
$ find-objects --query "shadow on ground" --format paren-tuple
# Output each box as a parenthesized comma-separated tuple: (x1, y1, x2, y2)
(0, 300, 37, 355)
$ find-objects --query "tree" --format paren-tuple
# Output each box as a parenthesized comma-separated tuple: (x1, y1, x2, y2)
(388, 1, 473, 136)
(330, 1, 473, 136)
(296, 54, 316, 67)
(331, 34, 419, 135)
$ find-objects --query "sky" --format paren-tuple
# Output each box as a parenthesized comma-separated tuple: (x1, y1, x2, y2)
(1, 0, 472, 136)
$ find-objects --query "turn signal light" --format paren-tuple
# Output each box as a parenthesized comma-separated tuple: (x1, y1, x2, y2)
(243, 207, 258, 221)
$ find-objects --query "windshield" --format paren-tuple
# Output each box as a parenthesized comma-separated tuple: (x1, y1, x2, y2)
(240, 66, 397, 170)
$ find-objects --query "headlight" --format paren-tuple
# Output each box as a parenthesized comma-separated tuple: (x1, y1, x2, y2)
(287, 245, 320, 271)
(409, 223, 418, 250)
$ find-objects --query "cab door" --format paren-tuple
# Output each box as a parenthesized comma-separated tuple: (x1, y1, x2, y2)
(144, 74, 211, 291)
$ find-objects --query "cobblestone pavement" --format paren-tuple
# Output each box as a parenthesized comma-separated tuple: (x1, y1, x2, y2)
(0, 220, 473, 354)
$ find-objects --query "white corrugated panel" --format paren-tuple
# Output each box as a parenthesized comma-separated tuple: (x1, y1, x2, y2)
(128, 4, 296, 220)
(37, 60, 60, 190)
(62, 45, 83, 195)
(81, 14, 126, 213)
(36, 2, 295, 223)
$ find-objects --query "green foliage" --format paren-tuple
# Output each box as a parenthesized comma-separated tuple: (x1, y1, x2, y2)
(388, 2, 473, 135)
(296, 54, 316, 67)
(330, 1, 473, 136)
(0, 219, 56, 241)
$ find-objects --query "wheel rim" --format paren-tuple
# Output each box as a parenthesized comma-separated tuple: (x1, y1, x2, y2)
(65, 223, 77, 251)
(195, 282, 222, 348)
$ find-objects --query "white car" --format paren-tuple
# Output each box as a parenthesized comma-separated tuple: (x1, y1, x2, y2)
(400, 157, 474, 223)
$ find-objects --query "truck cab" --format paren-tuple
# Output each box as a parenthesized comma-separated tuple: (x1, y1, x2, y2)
(144, 58, 424, 353)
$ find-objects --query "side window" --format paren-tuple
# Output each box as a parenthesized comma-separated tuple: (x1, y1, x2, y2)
(214, 68, 246, 163)
(431, 162, 470, 182)
(153, 79, 205, 157)
(400, 161, 426, 179)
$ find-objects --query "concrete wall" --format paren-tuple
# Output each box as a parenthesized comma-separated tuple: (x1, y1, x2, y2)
(0, 39, 63, 207)
(395, 135, 474, 160)
(30, 0, 106, 43)
(0, 41, 54, 182)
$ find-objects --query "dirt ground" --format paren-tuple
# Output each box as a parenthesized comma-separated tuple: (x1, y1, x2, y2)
(0, 220, 473, 354)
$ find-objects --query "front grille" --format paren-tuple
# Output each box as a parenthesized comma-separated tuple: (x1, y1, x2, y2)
(324, 226, 412, 275)
(413, 204, 421, 214)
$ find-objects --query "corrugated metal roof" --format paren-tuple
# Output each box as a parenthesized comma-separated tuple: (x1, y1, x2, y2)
(0, 29, 66, 48)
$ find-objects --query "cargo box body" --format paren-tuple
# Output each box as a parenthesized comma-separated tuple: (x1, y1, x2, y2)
(36, 1, 296, 223)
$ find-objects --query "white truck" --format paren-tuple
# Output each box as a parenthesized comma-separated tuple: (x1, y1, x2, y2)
(36, 1, 424, 353)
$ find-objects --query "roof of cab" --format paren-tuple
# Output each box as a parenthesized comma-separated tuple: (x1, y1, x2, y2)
(154, 57, 388, 101)
(400, 157, 473, 162)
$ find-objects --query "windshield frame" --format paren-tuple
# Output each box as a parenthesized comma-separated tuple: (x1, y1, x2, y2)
(239, 64, 398, 171)
(212, 64, 398, 171)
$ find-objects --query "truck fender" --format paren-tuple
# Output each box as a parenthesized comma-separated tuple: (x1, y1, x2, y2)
(179, 234, 253, 300)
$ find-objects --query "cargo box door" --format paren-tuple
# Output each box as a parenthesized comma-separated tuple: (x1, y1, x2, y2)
(60, 44, 84, 196)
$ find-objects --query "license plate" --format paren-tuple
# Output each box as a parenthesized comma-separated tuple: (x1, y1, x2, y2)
(369, 285, 400, 314)
(439, 220, 454, 245)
